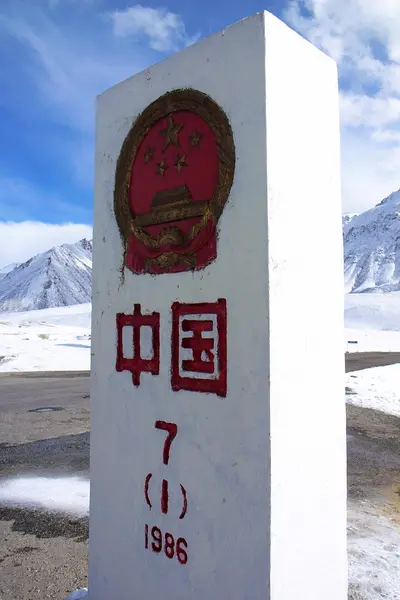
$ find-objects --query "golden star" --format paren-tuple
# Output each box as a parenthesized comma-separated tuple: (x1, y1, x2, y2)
(160, 115, 183, 151)
(156, 159, 168, 176)
(174, 154, 188, 173)
(144, 146, 154, 163)
(189, 129, 202, 148)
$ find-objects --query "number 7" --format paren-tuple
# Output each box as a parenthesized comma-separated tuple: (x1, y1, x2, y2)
(155, 421, 178, 465)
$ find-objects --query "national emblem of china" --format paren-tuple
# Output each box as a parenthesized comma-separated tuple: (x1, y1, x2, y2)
(114, 89, 235, 274)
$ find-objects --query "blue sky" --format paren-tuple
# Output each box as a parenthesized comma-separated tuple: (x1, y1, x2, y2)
(1, 0, 400, 265)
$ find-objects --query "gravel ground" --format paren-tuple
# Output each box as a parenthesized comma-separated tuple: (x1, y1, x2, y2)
(0, 376, 89, 600)
(0, 516, 88, 600)
(347, 403, 400, 507)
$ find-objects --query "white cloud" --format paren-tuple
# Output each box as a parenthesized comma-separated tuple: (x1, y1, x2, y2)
(0, 3, 195, 190)
(0, 4, 159, 188)
(0, 3, 195, 226)
(0, 174, 92, 223)
(0, 221, 92, 268)
(285, 0, 400, 213)
(339, 93, 400, 128)
(0, 11, 142, 135)
(110, 4, 195, 52)
(341, 129, 400, 213)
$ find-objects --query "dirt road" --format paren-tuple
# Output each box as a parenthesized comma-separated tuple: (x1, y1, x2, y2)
(345, 351, 400, 372)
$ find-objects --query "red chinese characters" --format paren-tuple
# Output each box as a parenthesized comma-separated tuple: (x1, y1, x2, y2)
(116, 304, 160, 386)
(171, 299, 227, 397)
(115, 299, 227, 397)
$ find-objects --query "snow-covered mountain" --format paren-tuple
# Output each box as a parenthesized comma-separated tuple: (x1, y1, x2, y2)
(0, 263, 19, 280)
(343, 189, 400, 293)
(342, 213, 358, 227)
(0, 239, 92, 312)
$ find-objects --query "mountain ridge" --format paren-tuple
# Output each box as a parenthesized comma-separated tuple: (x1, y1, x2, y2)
(0, 263, 19, 281)
(343, 188, 400, 293)
(0, 238, 92, 312)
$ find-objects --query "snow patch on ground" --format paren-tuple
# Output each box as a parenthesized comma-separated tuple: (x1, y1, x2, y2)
(344, 292, 400, 353)
(0, 303, 91, 372)
(346, 364, 400, 418)
(64, 589, 88, 600)
(345, 328, 400, 353)
(345, 292, 400, 332)
(0, 476, 89, 517)
(348, 502, 400, 600)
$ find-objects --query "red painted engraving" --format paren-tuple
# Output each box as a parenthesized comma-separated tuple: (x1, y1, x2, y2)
(176, 537, 188, 565)
(126, 110, 220, 275)
(151, 526, 162, 553)
(116, 304, 160, 386)
(154, 421, 178, 465)
(144, 473, 152, 510)
(145, 524, 188, 565)
(165, 532, 175, 559)
(114, 91, 235, 276)
(145, 421, 187, 520)
(181, 319, 214, 373)
(179, 484, 187, 520)
(171, 299, 227, 396)
(161, 479, 169, 515)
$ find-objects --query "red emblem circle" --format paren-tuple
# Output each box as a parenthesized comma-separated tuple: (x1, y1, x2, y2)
(114, 89, 235, 274)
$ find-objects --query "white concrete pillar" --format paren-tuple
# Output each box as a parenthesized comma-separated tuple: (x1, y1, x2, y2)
(89, 11, 347, 600)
